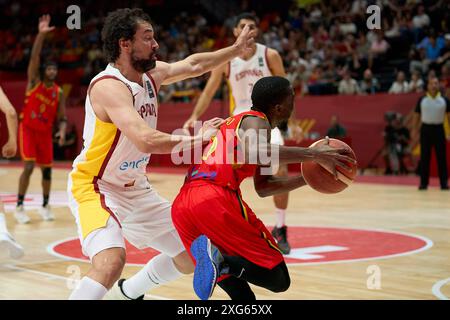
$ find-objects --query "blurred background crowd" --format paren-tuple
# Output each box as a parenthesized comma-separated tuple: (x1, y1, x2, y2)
(1, 0, 449, 103)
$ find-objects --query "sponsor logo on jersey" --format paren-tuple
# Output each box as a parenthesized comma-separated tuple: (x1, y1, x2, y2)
(119, 156, 150, 171)
(146, 80, 155, 98)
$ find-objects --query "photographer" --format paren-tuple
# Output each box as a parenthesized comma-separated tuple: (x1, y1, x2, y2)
(383, 112, 401, 175)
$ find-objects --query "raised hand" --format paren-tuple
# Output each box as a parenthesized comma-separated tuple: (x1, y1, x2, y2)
(233, 25, 256, 55)
(38, 14, 55, 34)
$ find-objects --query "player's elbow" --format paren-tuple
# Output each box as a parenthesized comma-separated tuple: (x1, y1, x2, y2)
(6, 107, 17, 119)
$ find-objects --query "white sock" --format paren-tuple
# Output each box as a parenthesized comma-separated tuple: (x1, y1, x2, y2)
(275, 208, 286, 228)
(122, 253, 183, 299)
(68, 276, 108, 300)
(0, 212, 8, 233)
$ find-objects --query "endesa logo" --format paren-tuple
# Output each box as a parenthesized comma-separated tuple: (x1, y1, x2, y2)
(119, 156, 150, 171)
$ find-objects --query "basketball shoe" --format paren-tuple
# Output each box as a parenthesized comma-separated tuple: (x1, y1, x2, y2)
(38, 205, 54, 221)
(190, 235, 226, 300)
(0, 232, 24, 259)
(103, 279, 144, 300)
(14, 205, 30, 224)
(271, 226, 291, 254)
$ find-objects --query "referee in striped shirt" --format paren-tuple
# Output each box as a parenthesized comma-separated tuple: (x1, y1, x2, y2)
(413, 77, 450, 190)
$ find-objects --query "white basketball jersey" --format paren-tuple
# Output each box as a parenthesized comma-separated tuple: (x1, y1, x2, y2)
(227, 43, 272, 116)
(70, 64, 158, 189)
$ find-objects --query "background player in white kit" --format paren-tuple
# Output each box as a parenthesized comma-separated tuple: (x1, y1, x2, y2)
(183, 13, 302, 254)
(0, 86, 24, 259)
(67, 8, 255, 300)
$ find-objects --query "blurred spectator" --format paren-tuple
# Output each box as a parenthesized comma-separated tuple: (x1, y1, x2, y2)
(326, 115, 347, 139)
(440, 64, 450, 98)
(436, 34, 450, 67)
(359, 68, 380, 94)
(389, 71, 409, 94)
(338, 69, 360, 95)
(407, 70, 425, 93)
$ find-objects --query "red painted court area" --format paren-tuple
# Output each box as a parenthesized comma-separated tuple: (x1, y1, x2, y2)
(50, 226, 430, 265)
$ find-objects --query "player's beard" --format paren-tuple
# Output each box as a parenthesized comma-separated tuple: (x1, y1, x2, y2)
(131, 51, 156, 73)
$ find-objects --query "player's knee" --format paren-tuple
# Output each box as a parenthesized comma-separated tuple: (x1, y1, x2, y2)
(23, 162, 35, 176)
(270, 264, 291, 293)
(41, 167, 52, 180)
(172, 251, 194, 274)
(92, 251, 126, 287)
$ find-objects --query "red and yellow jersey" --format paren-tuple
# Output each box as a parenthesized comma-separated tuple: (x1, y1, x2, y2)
(21, 82, 60, 131)
(184, 110, 268, 190)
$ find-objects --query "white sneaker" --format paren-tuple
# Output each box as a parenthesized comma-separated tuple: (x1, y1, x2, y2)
(38, 205, 54, 221)
(103, 279, 144, 300)
(14, 205, 30, 224)
(0, 232, 24, 259)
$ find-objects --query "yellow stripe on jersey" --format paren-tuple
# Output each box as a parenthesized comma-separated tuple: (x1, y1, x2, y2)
(70, 118, 119, 239)
(236, 192, 249, 222)
(261, 231, 283, 254)
(226, 78, 236, 116)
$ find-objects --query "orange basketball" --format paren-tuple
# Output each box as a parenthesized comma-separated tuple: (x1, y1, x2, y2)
(301, 138, 358, 194)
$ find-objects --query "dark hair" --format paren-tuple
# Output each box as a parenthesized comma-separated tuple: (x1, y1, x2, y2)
(234, 12, 259, 27)
(40, 60, 58, 79)
(101, 8, 152, 62)
(251, 76, 292, 113)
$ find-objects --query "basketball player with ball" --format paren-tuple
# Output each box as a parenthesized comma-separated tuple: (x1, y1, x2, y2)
(172, 76, 357, 300)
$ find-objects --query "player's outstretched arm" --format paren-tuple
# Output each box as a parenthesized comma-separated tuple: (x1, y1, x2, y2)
(153, 25, 254, 86)
(183, 65, 226, 129)
(90, 79, 223, 154)
(0, 86, 18, 158)
(27, 14, 55, 89)
(239, 117, 353, 166)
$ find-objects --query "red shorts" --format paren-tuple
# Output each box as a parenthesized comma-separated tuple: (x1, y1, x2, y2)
(19, 122, 53, 166)
(171, 181, 284, 270)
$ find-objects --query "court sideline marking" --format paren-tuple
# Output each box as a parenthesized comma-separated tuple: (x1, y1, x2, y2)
(432, 278, 450, 300)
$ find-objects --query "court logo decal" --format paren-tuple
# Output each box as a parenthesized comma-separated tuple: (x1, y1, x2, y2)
(48, 226, 432, 266)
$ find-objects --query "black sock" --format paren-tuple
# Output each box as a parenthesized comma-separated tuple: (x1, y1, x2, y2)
(17, 195, 24, 206)
(43, 195, 49, 207)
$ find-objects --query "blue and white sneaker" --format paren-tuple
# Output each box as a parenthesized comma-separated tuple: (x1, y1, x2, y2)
(190, 235, 224, 300)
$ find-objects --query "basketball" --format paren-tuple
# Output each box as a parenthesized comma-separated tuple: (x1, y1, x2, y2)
(301, 138, 358, 194)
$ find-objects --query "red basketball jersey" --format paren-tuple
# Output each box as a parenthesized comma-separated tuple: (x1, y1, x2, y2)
(185, 110, 268, 190)
(21, 82, 60, 131)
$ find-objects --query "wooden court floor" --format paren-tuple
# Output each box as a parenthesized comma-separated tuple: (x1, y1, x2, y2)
(0, 164, 449, 300)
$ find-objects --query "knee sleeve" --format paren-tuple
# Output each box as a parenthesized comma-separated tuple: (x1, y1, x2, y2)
(42, 167, 52, 180)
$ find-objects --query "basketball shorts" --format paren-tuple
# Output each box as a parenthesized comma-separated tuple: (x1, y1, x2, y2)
(67, 177, 185, 260)
(19, 123, 53, 166)
(171, 181, 284, 270)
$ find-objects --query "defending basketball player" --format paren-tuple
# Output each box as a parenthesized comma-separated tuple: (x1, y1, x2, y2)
(0, 86, 24, 259)
(182, 13, 302, 254)
(67, 8, 255, 300)
(14, 15, 67, 224)
(172, 76, 355, 300)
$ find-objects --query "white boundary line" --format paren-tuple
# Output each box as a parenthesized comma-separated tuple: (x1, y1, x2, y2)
(432, 278, 450, 300)
(46, 225, 434, 267)
(2, 263, 170, 300)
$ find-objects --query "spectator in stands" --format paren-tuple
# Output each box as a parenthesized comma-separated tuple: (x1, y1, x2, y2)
(389, 71, 409, 94)
(412, 4, 430, 43)
(326, 115, 347, 139)
(338, 69, 360, 95)
(440, 63, 450, 98)
(359, 68, 380, 94)
(436, 34, 450, 68)
(368, 31, 390, 68)
(407, 70, 425, 93)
